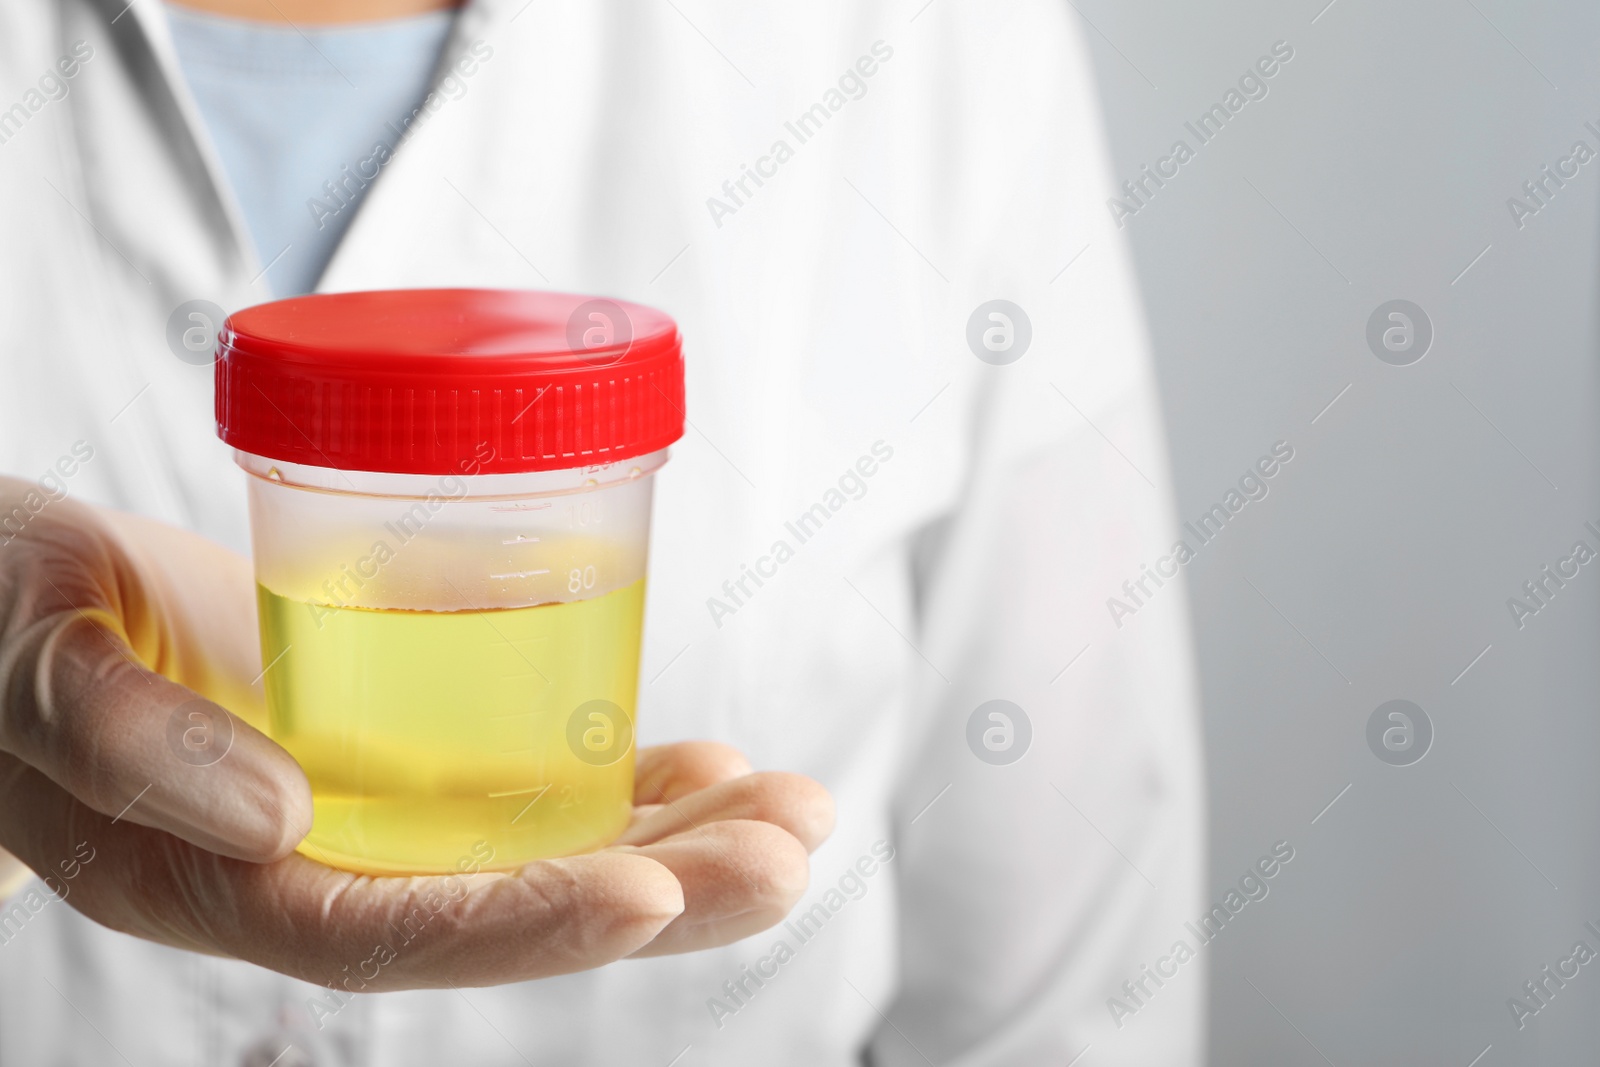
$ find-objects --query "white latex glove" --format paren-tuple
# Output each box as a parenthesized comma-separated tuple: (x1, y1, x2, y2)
(0, 478, 832, 988)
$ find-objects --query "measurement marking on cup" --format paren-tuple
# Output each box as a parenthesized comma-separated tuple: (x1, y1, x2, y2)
(489, 569, 550, 580)
(444, 576, 550, 683)
(509, 784, 553, 823)
(490, 501, 553, 513)
(501, 535, 541, 545)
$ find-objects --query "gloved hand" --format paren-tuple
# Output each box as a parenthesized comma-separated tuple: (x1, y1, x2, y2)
(0, 478, 833, 988)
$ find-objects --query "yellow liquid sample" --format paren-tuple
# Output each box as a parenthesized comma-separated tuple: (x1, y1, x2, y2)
(256, 580, 644, 874)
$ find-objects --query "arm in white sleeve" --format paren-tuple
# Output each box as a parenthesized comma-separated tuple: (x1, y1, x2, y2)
(863, 7, 1206, 1056)
(873, 381, 1208, 1067)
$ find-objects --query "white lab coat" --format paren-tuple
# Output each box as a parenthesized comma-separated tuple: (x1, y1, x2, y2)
(0, 0, 1206, 1063)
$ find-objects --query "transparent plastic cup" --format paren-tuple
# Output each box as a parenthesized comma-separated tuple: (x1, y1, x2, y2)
(215, 289, 684, 874)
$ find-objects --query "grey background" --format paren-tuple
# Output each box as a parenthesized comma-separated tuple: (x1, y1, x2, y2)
(1078, 0, 1600, 1063)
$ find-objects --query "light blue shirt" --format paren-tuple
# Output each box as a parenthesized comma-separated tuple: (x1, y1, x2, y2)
(165, 4, 455, 296)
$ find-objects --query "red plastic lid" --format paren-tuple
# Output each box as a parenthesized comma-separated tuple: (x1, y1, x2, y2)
(215, 289, 685, 475)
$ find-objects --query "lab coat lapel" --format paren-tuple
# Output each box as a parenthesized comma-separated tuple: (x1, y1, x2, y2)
(311, 0, 814, 464)
(63, 0, 262, 303)
(46, 0, 269, 538)
(313, 0, 682, 296)
(313, 1, 962, 553)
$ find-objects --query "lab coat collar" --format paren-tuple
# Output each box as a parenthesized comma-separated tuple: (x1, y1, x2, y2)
(433, 0, 500, 79)
(72, 0, 259, 289)
(69, 0, 504, 298)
